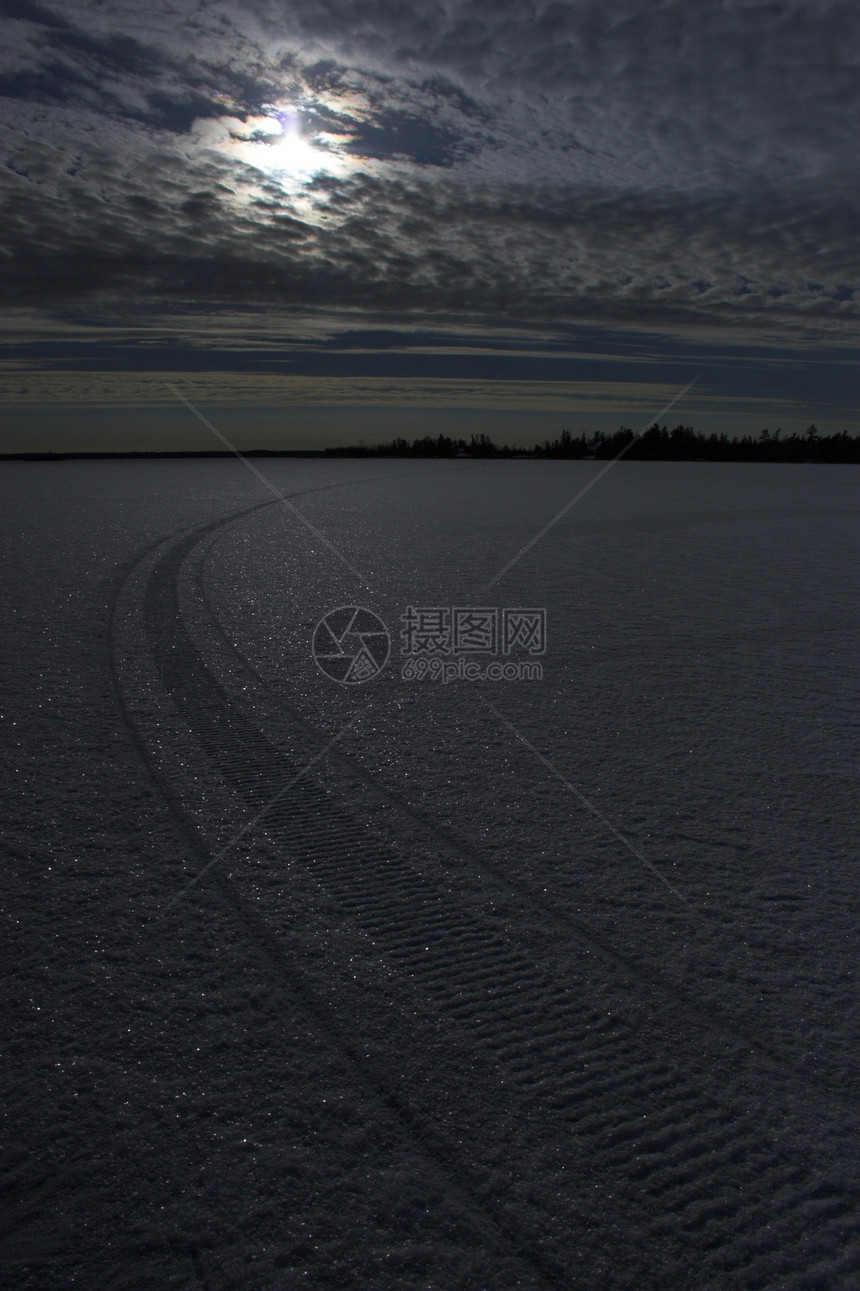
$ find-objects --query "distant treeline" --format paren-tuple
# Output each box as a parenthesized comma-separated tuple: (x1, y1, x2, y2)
(4, 424, 857, 463)
(324, 425, 860, 462)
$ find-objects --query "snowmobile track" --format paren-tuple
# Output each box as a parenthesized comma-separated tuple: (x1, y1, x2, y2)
(110, 491, 860, 1290)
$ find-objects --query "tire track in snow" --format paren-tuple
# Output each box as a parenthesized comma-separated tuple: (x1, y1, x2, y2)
(111, 496, 574, 1290)
(112, 495, 860, 1289)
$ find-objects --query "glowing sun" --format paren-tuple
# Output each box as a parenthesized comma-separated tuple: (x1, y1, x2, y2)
(199, 106, 356, 190)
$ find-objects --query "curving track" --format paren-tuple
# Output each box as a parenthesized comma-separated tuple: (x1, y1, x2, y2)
(110, 486, 860, 1290)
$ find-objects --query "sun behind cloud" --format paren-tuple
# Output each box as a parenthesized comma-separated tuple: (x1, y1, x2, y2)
(193, 104, 358, 190)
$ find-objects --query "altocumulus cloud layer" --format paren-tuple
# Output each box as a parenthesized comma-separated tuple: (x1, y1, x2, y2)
(1, 0, 858, 447)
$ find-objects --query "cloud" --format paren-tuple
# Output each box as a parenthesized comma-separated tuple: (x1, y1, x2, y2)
(0, 0, 857, 352)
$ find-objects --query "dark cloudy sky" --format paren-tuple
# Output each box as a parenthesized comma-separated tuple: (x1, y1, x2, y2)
(1, 0, 857, 451)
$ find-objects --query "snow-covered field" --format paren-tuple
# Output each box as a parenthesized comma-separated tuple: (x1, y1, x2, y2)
(3, 458, 858, 1289)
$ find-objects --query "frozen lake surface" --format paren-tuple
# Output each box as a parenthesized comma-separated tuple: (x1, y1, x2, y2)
(2, 458, 859, 1288)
